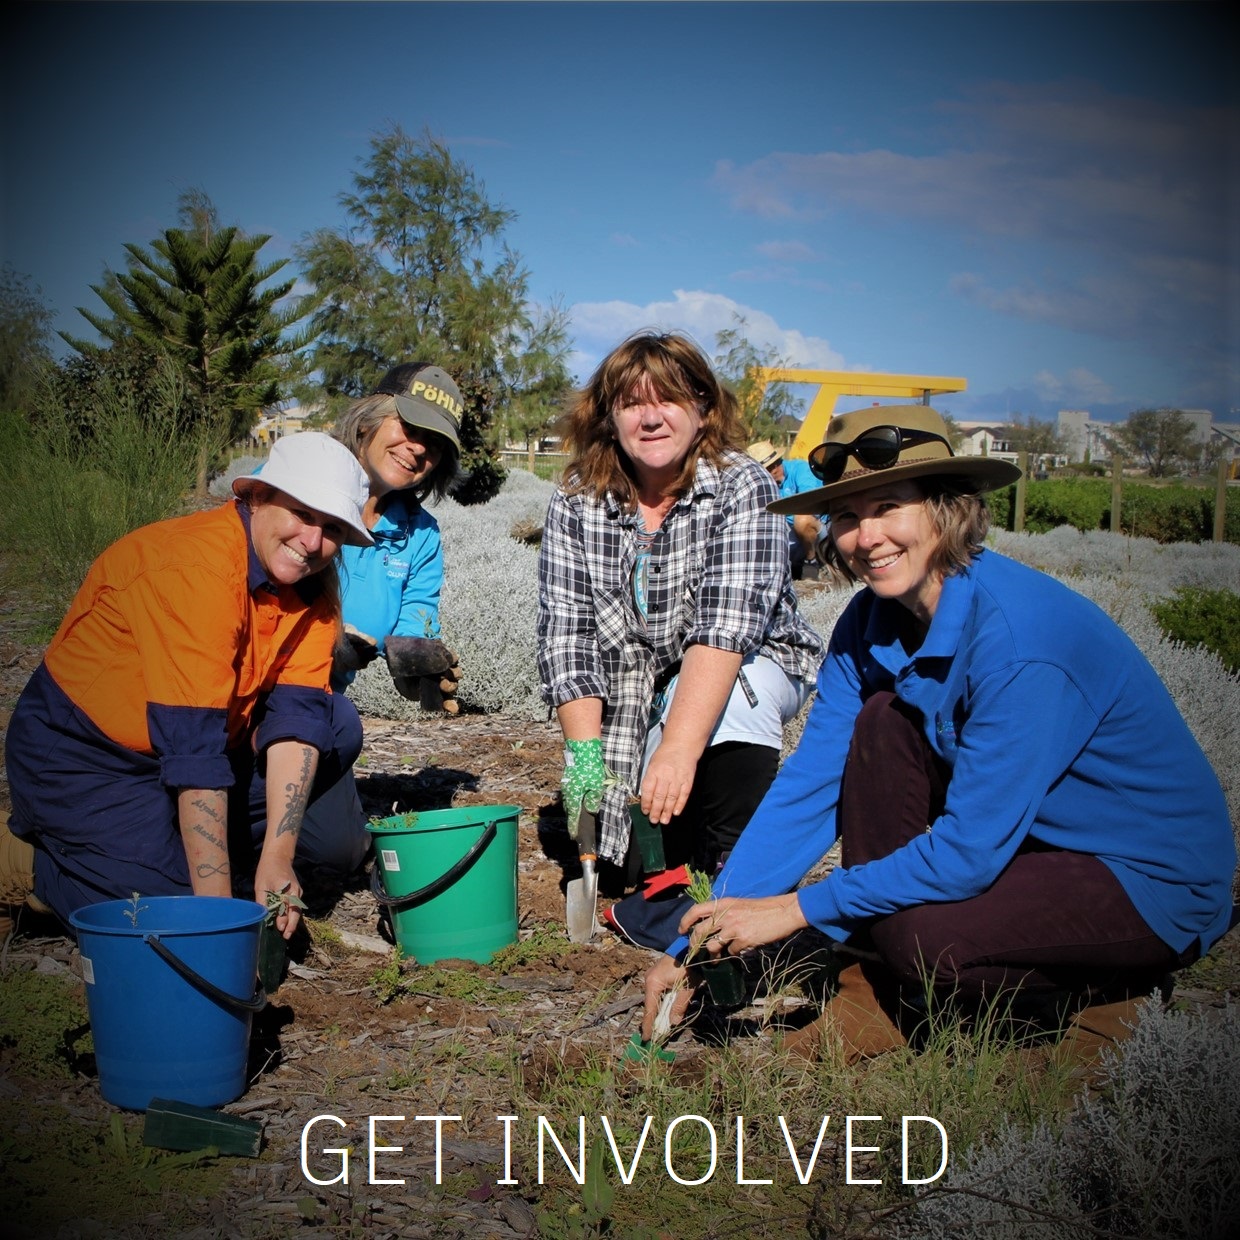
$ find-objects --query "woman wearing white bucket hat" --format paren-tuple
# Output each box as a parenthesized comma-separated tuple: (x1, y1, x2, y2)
(643, 405, 1234, 1067)
(3, 432, 371, 941)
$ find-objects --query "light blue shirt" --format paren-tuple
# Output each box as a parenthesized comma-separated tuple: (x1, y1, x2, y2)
(336, 491, 443, 687)
(779, 458, 824, 526)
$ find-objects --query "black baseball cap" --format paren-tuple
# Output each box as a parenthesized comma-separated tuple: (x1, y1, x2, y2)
(372, 363, 463, 452)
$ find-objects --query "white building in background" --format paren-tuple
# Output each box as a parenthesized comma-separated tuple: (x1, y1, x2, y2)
(953, 422, 1016, 461)
(1211, 424, 1240, 476)
(954, 422, 1066, 474)
(248, 402, 320, 449)
(1057, 408, 1237, 471)
(1057, 409, 1112, 464)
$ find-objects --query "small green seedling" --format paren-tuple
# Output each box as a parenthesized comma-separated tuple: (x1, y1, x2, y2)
(264, 883, 308, 922)
(685, 867, 714, 904)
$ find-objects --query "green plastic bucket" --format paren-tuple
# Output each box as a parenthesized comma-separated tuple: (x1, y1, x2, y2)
(367, 804, 519, 963)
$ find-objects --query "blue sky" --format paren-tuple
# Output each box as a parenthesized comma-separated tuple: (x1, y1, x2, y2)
(3, 1, 1234, 423)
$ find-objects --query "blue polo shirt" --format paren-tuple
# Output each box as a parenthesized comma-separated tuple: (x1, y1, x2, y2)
(335, 491, 444, 688)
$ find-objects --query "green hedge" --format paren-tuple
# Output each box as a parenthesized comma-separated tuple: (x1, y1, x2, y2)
(1150, 587, 1240, 673)
(987, 478, 1239, 544)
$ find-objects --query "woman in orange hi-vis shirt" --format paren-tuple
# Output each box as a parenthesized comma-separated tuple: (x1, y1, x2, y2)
(2, 433, 372, 941)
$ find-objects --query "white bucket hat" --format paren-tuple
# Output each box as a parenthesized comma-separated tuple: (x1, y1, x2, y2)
(233, 432, 373, 546)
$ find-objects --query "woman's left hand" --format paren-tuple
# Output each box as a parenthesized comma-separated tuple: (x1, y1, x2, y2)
(681, 893, 808, 956)
(641, 645, 743, 824)
(640, 738, 699, 824)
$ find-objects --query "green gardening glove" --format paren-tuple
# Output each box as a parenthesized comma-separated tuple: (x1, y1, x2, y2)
(561, 738, 612, 840)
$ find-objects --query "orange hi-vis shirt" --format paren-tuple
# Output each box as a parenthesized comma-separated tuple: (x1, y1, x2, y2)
(43, 502, 338, 789)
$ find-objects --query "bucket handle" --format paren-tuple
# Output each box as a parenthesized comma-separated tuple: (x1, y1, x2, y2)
(370, 817, 499, 911)
(143, 933, 267, 1013)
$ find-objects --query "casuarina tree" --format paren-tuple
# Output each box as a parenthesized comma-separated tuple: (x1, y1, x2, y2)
(713, 313, 804, 447)
(296, 125, 571, 502)
(0, 265, 54, 413)
(1115, 408, 1200, 477)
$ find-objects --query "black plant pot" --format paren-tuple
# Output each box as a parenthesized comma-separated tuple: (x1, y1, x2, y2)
(693, 956, 746, 1007)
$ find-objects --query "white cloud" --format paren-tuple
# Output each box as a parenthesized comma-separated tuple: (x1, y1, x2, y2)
(714, 86, 1226, 260)
(755, 240, 819, 262)
(609, 232, 640, 248)
(711, 82, 1231, 375)
(567, 290, 847, 377)
(1032, 367, 1116, 407)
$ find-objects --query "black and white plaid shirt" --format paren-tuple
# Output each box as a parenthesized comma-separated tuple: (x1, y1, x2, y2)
(537, 450, 825, 862)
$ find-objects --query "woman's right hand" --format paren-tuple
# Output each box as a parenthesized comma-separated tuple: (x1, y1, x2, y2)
(561, 737, 609, 836)
(640, 953, 694, 1042)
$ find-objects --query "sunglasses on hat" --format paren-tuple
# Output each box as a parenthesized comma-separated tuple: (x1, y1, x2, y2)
(808, 425, 952, 484)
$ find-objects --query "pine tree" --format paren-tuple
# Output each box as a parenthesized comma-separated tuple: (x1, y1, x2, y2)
(63, 191, 308, 481)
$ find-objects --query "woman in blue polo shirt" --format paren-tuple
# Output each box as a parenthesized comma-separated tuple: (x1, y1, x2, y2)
(295, 364, 465, 879)
(643, 404, 1235, 1065)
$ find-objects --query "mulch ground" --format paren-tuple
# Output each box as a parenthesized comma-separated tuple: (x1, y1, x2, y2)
(2, 585, 1237, 1239)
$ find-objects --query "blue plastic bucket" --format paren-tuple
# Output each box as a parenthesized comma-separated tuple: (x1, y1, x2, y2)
(367, 804, 519, 964)
(69, 896, 266, 1111)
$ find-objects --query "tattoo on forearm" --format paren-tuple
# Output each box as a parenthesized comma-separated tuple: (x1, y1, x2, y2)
(196, 860, 231, 879)
(275, 747, 315, 839)
(190, 819, 227, 853)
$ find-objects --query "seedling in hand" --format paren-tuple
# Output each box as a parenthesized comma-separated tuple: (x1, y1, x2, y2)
(264, 882, 307, 922)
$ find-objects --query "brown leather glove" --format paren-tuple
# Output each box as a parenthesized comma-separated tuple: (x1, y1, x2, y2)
(386, 637, 462, 715)
(334, 624, 379, 676)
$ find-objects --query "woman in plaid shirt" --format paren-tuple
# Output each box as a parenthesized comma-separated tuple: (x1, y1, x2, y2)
(537, 332, 824, 945)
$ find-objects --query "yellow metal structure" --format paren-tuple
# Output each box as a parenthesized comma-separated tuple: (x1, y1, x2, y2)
(752, 369, 968, 459)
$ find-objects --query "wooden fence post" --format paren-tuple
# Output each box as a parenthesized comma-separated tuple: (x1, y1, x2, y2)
(1215, 456, 1229, 543)
(1014, 451, 1029, 533)
(1110, 455, 1123, 533)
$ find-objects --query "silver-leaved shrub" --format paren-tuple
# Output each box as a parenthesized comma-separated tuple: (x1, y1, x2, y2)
(902, 998, 1240, 1238)
(346, 469, 556, 720)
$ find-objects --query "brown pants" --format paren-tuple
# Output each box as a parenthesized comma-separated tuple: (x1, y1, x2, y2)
(840, 692, 1191, 1005)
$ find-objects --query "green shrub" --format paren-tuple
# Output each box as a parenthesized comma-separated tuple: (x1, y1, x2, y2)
(1151, 586, 1240, 673)
(1024, 478, 1110, 534)
(1122, 484, 1212, 544)
(0, 357, 217, 615)
(986, 484, 1011, 531)
(994, 475, 1237, 545)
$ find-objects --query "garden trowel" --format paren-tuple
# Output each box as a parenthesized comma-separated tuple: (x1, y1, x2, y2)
(565, 808, 599, 943)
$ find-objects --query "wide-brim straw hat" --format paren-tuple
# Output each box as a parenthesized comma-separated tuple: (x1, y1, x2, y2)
(746, 439, 782, 469)
(233, 431, 373, 546)
(768, 405, 1022, 515)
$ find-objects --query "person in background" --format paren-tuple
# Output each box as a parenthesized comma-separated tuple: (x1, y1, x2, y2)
(294, 363, 468, 880)
(538, 332, 824, 949)
(643, 405, 1235, 1065)
(2, 433, 373, 941)
(745, 439, 823, 580)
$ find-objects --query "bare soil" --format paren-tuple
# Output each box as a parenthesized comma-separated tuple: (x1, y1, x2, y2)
(2, 584, 1237, 1239)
